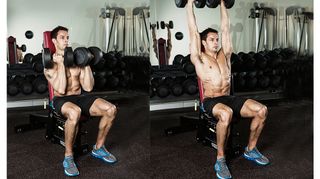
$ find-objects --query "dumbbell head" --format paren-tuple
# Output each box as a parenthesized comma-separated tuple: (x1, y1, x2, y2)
(206, 0, 219, 8)
(64, 47, 74, 67)
(160, 21, 165, 29)
(168, 21, 174, 29)
(74, 47, 92, 67)
(175, 0, 205, 8)
(42, 48, 54, 69)
(206, 0, 234, 9)
(42, 47, 74, 69)
(88, 46, 103, 66)
(224, 0, 235, 9)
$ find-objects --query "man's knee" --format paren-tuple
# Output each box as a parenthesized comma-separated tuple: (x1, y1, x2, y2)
(257, 105, 268, 120)
(65, 106, 81, 124)
(216, 108, 233, 125)
(105, 104, 117, 118)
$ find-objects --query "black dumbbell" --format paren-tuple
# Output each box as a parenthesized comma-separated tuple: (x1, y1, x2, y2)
(206, 0, 235, 9)
(160, 21, 174, 29)
(74, 46, 103, 67)
(150, 22, 159, 30)
(17, 44, 27, 52)
(42, 47, 74, 68)
(175, 0, 206, 8)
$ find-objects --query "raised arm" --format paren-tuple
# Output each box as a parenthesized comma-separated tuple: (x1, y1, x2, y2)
(151, 25, 159, 59)
(79, 66, 94, 92)
(165, 23, 172, 60)
(186, 0, 202, 66)
(43, 54, 67, 94)
(220, 0, 233, 59)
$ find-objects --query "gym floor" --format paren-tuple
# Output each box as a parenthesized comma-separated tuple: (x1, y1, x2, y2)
(7, 96, 313, 178)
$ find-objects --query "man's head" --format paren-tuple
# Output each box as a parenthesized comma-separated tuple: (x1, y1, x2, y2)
(200, 28, 219, 53)
(51, 26, 69, 52)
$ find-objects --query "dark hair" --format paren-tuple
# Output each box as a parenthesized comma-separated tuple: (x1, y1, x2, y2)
(51, 26, 68, 39)
(200, 28, 218, 52)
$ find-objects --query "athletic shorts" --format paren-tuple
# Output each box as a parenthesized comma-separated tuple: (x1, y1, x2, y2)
(202, 95, 248, 119)
(52, 93, 98, 116)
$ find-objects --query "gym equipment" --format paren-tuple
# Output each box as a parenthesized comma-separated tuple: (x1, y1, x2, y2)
(206, 0, 235, 9)
(231, 52, 242, 72)
(175, 32, 184, 40)
(18, 44, 27, 52)
(42, 47, 74, 68)
(175, 0, 206, 8)
(250, 3, 278, 52)
(25, 30, 34, 39)
(173, 54, 196, 74)
(74, 47, 103, 67)
(160, 21, 174, 29)
(32, 75, 48, 94)
(32, 53, 44, 73)
(150, 22, 159, 30)
(24, 53, 34, 64)
(42, 46, 103, 68)
(7, 77, 20, 96)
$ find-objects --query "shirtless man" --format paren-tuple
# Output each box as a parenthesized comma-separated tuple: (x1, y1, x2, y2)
(151, 23, 172, 62)
(186, 1, 269, 178)
(44, 26, 117, 177)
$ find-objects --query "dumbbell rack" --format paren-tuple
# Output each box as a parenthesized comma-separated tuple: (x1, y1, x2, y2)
(150, 65, 198, 111)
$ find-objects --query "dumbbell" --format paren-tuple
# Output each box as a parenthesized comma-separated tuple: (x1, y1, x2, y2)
(42, 46, 103, 68)
(206, 0, 235, 9)
(17, 44, 27, 52)
(175, 0, 206, 8)
(150, 22, 159, 29)
(42, 47, 74, 68)
(74, 46, 103, 67)
(160, 21, 174, 29)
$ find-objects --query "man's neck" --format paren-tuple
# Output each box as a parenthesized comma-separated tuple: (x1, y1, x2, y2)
(205, 50, 217, 60)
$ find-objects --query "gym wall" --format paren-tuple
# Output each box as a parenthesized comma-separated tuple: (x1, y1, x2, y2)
(149, 0, 313, 65)
(7, 0, 149, 55)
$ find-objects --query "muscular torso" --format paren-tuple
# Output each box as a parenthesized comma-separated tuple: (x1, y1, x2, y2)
(197, 49, 231, 98)
(52, 64, 82, 97)
(61, 67, 82, 96)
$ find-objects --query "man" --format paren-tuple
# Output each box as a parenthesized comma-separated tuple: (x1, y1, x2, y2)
(151, 22, 172, 63)
(186, 0, 269, 178)
(44, 26, 117, 177)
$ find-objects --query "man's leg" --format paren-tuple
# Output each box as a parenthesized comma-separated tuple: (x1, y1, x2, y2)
(60, 102, 81, 176)
(212, 103, 233, 179)
(212, 103, 233, 159)
(240, 99, 269, 165)
(89, 98, 117, 163)
(240, 99, 268, 150)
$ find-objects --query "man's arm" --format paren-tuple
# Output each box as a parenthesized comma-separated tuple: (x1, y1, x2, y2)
(186, 0, 202, 66)
(43, 54, 67, 94)
(151, 25, 159, 59)
(79, 66, 94, 92)
(220, 0, 233, 60)
(165, 23, 172, 61)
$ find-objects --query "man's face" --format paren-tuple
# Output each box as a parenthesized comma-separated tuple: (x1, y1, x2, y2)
(53, 30, 69, 51)
(203, 32, 219, 53)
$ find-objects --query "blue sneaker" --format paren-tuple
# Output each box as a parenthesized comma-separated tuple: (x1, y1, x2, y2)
(243, 147, 270, 166)
(91, 145, 117, 164)
(62, 155, 79, 177)
(214, 157, 232, 179)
